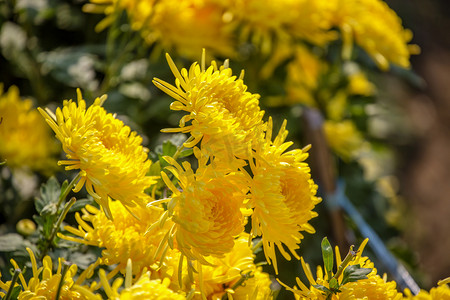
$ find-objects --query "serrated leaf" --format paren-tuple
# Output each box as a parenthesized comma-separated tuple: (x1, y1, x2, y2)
(35, 177, 61, 213)
(40, 203, 58, 216)
(0, 234, 26, 252)
(341, 264, 372, 286)
(69, 199, 93, 212)
(321, 237, 334, 277)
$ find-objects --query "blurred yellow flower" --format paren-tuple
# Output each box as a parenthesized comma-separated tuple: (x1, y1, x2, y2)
(38, 89, 155, 219)
(85, 0, 234, 59)
(146, 0, 234, 59)
(347, 69, 375, 97)
(161, 152, 247, 264)
(323, 120, 364, 161)
(198, 233, 273, 299)
(284, 46, 327, 107)
(0, 248, 99, 299)
(221, 0, 335, 56)
(282, 239, 404, 299)
(0, 84, 58, 173)
(404, 277, 450, 300)
(331, 0, 420, 70)
(153, 53, 264, 161)
(249, 117, 321, 274)
(60, 200, 172, 278)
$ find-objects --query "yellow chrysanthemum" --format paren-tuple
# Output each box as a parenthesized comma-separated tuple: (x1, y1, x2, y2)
(282, 239, 404, 300)
(0, 84, 58, 173)
(323, 120, 364, 161)
(60, 199, 173, 278)
(161, 151, 247, 264)
(145, 0, 234, 59)
(85, 0, 234, 60)
(249, 117, 321, 274)
(38, 89, 155, 219)
(404, 277, 450, 300)
(220, 0, 335, 55)
(194, 233, 272, 299)
(99, 261, 185, 300)
(153, 53, 265, 161)
(0, 248, 99, 300)
(331, 0, 420, 70)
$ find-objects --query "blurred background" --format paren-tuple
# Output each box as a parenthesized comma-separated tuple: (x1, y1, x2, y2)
(0, 0, 449, 297)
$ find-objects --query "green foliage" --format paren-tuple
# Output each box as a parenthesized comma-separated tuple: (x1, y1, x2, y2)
(341, 264, 372, 286)
(321, 237, 334, 279)
(313, 241, 372, 299)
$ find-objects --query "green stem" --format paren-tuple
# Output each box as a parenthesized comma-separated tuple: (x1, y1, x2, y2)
(39, 197, 76, 260)
(332, 245, 355, 281)
(4, 269, 21, 300)
(251, 239, 263, 253)
(55, 262, 70, 300)
(172, 136, 195, 161)
(56, 173, 82, 212)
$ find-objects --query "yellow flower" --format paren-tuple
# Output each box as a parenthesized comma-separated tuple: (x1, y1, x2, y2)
(223, 0, 335, 55)
(38, 89, 155, 219)
(60, 199, 173, 278)
(85, 0, 234, 60)
(331, 0, 419, 70)
(284, 46, 327, 107)
(198, 233, 273, 299)
(1, 248, 100, 299)
(281, 239, 404, 300)
(404, 277, 450, 300)
(153, 52, 265, 161)
(161, 151, 247, 264)
(249, 117, 321, 274)
(0, 84, 58, 173)
(99, 260, 185, 300)
(145, 0, 235, 59)
(323, 120, 364, 161)
(347, 69, 375, 97)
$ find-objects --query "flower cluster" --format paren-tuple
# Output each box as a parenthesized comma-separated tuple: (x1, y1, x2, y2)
(33, 51, 320, 298)
(2, 0, 444, 299)
(150, 52, 323, 281)
(0, 248, 98, 299)
(85, 0, 417, 69)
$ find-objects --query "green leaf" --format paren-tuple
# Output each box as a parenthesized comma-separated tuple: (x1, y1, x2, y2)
(321, 237, 334, 278)
(157, 140, 178, 168)
(341, 264, 372, 286)
(329, 277, 339, 290)
(162, 140, 178, 156)
(178, 148, 193, 158)
(9, 285, 22, 300)
(0, 234, 26, 252)
(35, 177, 61, 213)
